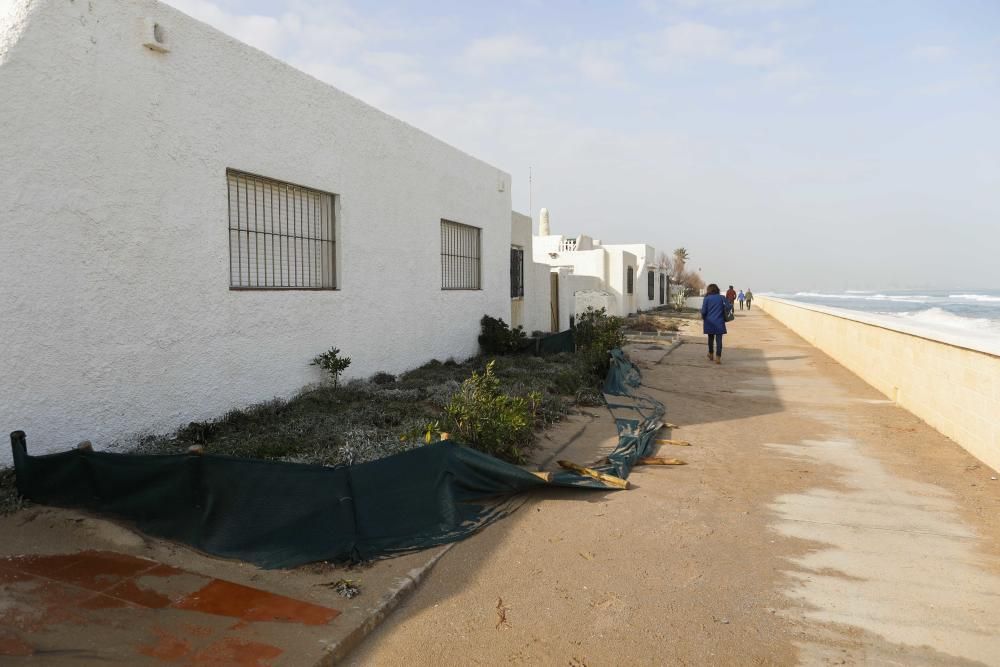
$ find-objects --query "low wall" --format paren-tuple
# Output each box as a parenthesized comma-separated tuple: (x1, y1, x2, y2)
(756, 297, 1000, 472)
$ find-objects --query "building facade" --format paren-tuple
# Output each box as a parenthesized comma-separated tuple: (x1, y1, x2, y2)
(0, 0, 513, 460)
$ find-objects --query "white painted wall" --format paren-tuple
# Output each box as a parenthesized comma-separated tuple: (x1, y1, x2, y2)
(605, 248, 639, 317)
(556, 271, 603, 331)
(575, 290, 617, 319)
(0, 0, 511, 462)
(510, 212, 551, 334)
(601, 243, 657, 311)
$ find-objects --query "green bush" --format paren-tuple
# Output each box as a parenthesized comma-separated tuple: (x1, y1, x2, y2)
(311, 347, 352, 386)
(477, 315, 528, 355)
(573, 307, 626, 378)
(442, 360, 539, 464)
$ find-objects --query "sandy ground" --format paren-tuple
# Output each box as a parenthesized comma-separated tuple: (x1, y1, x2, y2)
(348, 308, 1000, 666)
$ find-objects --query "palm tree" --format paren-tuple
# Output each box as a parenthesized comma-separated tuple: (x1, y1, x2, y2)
(672, 247, 689, 278)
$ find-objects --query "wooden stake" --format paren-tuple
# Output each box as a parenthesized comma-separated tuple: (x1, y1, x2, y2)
(557, 460, 629, 489)
(655, 439, 690, 446)
(637, 457, 686, 466)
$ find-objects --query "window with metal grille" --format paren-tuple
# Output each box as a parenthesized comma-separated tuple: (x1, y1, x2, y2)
(441, 220, 481, 290)
(647, 271, 654, 300)
(659, 274, 666, 304)
(510, 246, 524, 298)
(227, 169, 336, 289)
(626, 266, 634, 294)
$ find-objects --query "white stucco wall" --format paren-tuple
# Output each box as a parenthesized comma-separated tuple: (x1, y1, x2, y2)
(0, 0, 511, 461)
(575, 290, 616, 319)
(510, 212, 551, 334)
(556, 272, 603, 331)
(602, 243, 656, 311)
(604, 249, 639, 317)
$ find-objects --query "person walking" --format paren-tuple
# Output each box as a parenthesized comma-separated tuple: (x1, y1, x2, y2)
(725, 285, 737, 306)
(701, 284, 729, 364)
(737, 289, 745, 310)
(745, 289, 754, 310)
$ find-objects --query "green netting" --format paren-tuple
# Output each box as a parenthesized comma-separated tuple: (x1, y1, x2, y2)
(535, 329, 575, 355)
(11, 348, 664, 568)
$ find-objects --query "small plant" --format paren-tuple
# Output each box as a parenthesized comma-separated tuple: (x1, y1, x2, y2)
(573, 307, 626, 379)
(311, 347, 352, 386)
(400, 420, 444, 445)
(442, 361, 539, 464)
(478, 315, 528, 355)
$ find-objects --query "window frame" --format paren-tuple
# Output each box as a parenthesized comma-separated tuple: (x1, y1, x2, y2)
(227, 168, 337, 291)
(510, 246, 525, 299)
(440, 219, 482, 290)
(626, 266, 634, 295)
(647, 270, 655, 300)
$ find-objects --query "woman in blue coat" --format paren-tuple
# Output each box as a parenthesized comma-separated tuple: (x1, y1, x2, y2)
(700, 283, 729, 364)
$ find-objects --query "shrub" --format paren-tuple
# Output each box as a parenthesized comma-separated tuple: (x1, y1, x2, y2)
(477, 315, 528, 355)
(442, 360, 539, 464)
(573, 307, 626, 379)
(311, 347, 352, 386)
(371, 371, 396, 385)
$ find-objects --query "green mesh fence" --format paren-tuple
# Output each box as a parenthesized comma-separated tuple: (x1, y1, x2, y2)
(11, 348, 664, 568)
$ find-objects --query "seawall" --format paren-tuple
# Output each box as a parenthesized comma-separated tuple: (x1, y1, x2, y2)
(756, 296, 1000, 472)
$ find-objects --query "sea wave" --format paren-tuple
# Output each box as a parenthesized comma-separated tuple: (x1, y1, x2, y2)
(949, 293, 1000, 303)
(890, 307, 1000, 333)
(794, 292, 932, 303)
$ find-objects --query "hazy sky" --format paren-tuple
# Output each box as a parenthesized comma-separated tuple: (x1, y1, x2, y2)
(163, 0, 1000, 291)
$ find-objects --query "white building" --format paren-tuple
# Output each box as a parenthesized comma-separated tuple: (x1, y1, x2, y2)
(510, 212, 552, 334)
(0, 0, 515, 460)
(531, 210, 669, 326)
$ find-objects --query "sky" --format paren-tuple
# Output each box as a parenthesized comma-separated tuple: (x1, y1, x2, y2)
(161, 0, 1000, 292)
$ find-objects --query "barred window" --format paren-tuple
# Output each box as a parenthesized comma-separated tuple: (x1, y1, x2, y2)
(228, 169, 335, 289)
(626, 266, 634, 294)
(510, 246, 524, 298)
(441, 220, 481, 290)
(659, 274, 666, 304)
(648, 271, 655, 300)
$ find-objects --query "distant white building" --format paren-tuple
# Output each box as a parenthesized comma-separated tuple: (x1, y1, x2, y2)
(532, 211, 668, 326)
(0, 0, 515, 460)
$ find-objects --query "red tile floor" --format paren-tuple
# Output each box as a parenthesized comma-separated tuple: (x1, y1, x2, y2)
(0, 550, 340, 664)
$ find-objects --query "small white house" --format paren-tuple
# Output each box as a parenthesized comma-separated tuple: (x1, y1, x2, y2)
(532, 209, 664, 325)
(0, 0, 514, 461)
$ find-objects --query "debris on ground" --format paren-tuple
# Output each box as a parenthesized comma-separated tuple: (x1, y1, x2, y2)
(495, 597, 511, 630)
(321, 578, 361, 599)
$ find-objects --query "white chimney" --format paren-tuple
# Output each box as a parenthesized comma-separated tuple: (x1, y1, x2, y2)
(539, 208, 550, 235)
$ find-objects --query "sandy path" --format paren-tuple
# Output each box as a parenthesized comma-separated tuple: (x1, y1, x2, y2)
(348, 309, 1000, 666)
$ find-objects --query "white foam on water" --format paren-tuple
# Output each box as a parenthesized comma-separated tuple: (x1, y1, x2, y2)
(888, 307, 1000, 333)
(950, 293, 1000, 303)
(794, 292, 933, 304)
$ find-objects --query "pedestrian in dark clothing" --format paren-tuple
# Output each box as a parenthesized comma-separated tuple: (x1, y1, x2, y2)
(701, 284, 729, 364)
(745, 289, 754, 310)
(725, 286, 737, 305)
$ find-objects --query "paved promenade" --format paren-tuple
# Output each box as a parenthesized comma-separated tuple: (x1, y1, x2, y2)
(352, 309, 1000, 665)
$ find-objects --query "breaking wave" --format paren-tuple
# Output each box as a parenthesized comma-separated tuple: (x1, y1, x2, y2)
(889, 307, 1000, 333)
(794, 292, 933, 303)
(949, 294, 1000, 303)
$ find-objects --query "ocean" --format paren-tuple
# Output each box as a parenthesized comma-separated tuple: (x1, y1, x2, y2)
(765, 289, 1000, 339)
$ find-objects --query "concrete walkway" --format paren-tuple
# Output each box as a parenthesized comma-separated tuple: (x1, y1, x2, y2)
(350, 309, 1000, 665)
